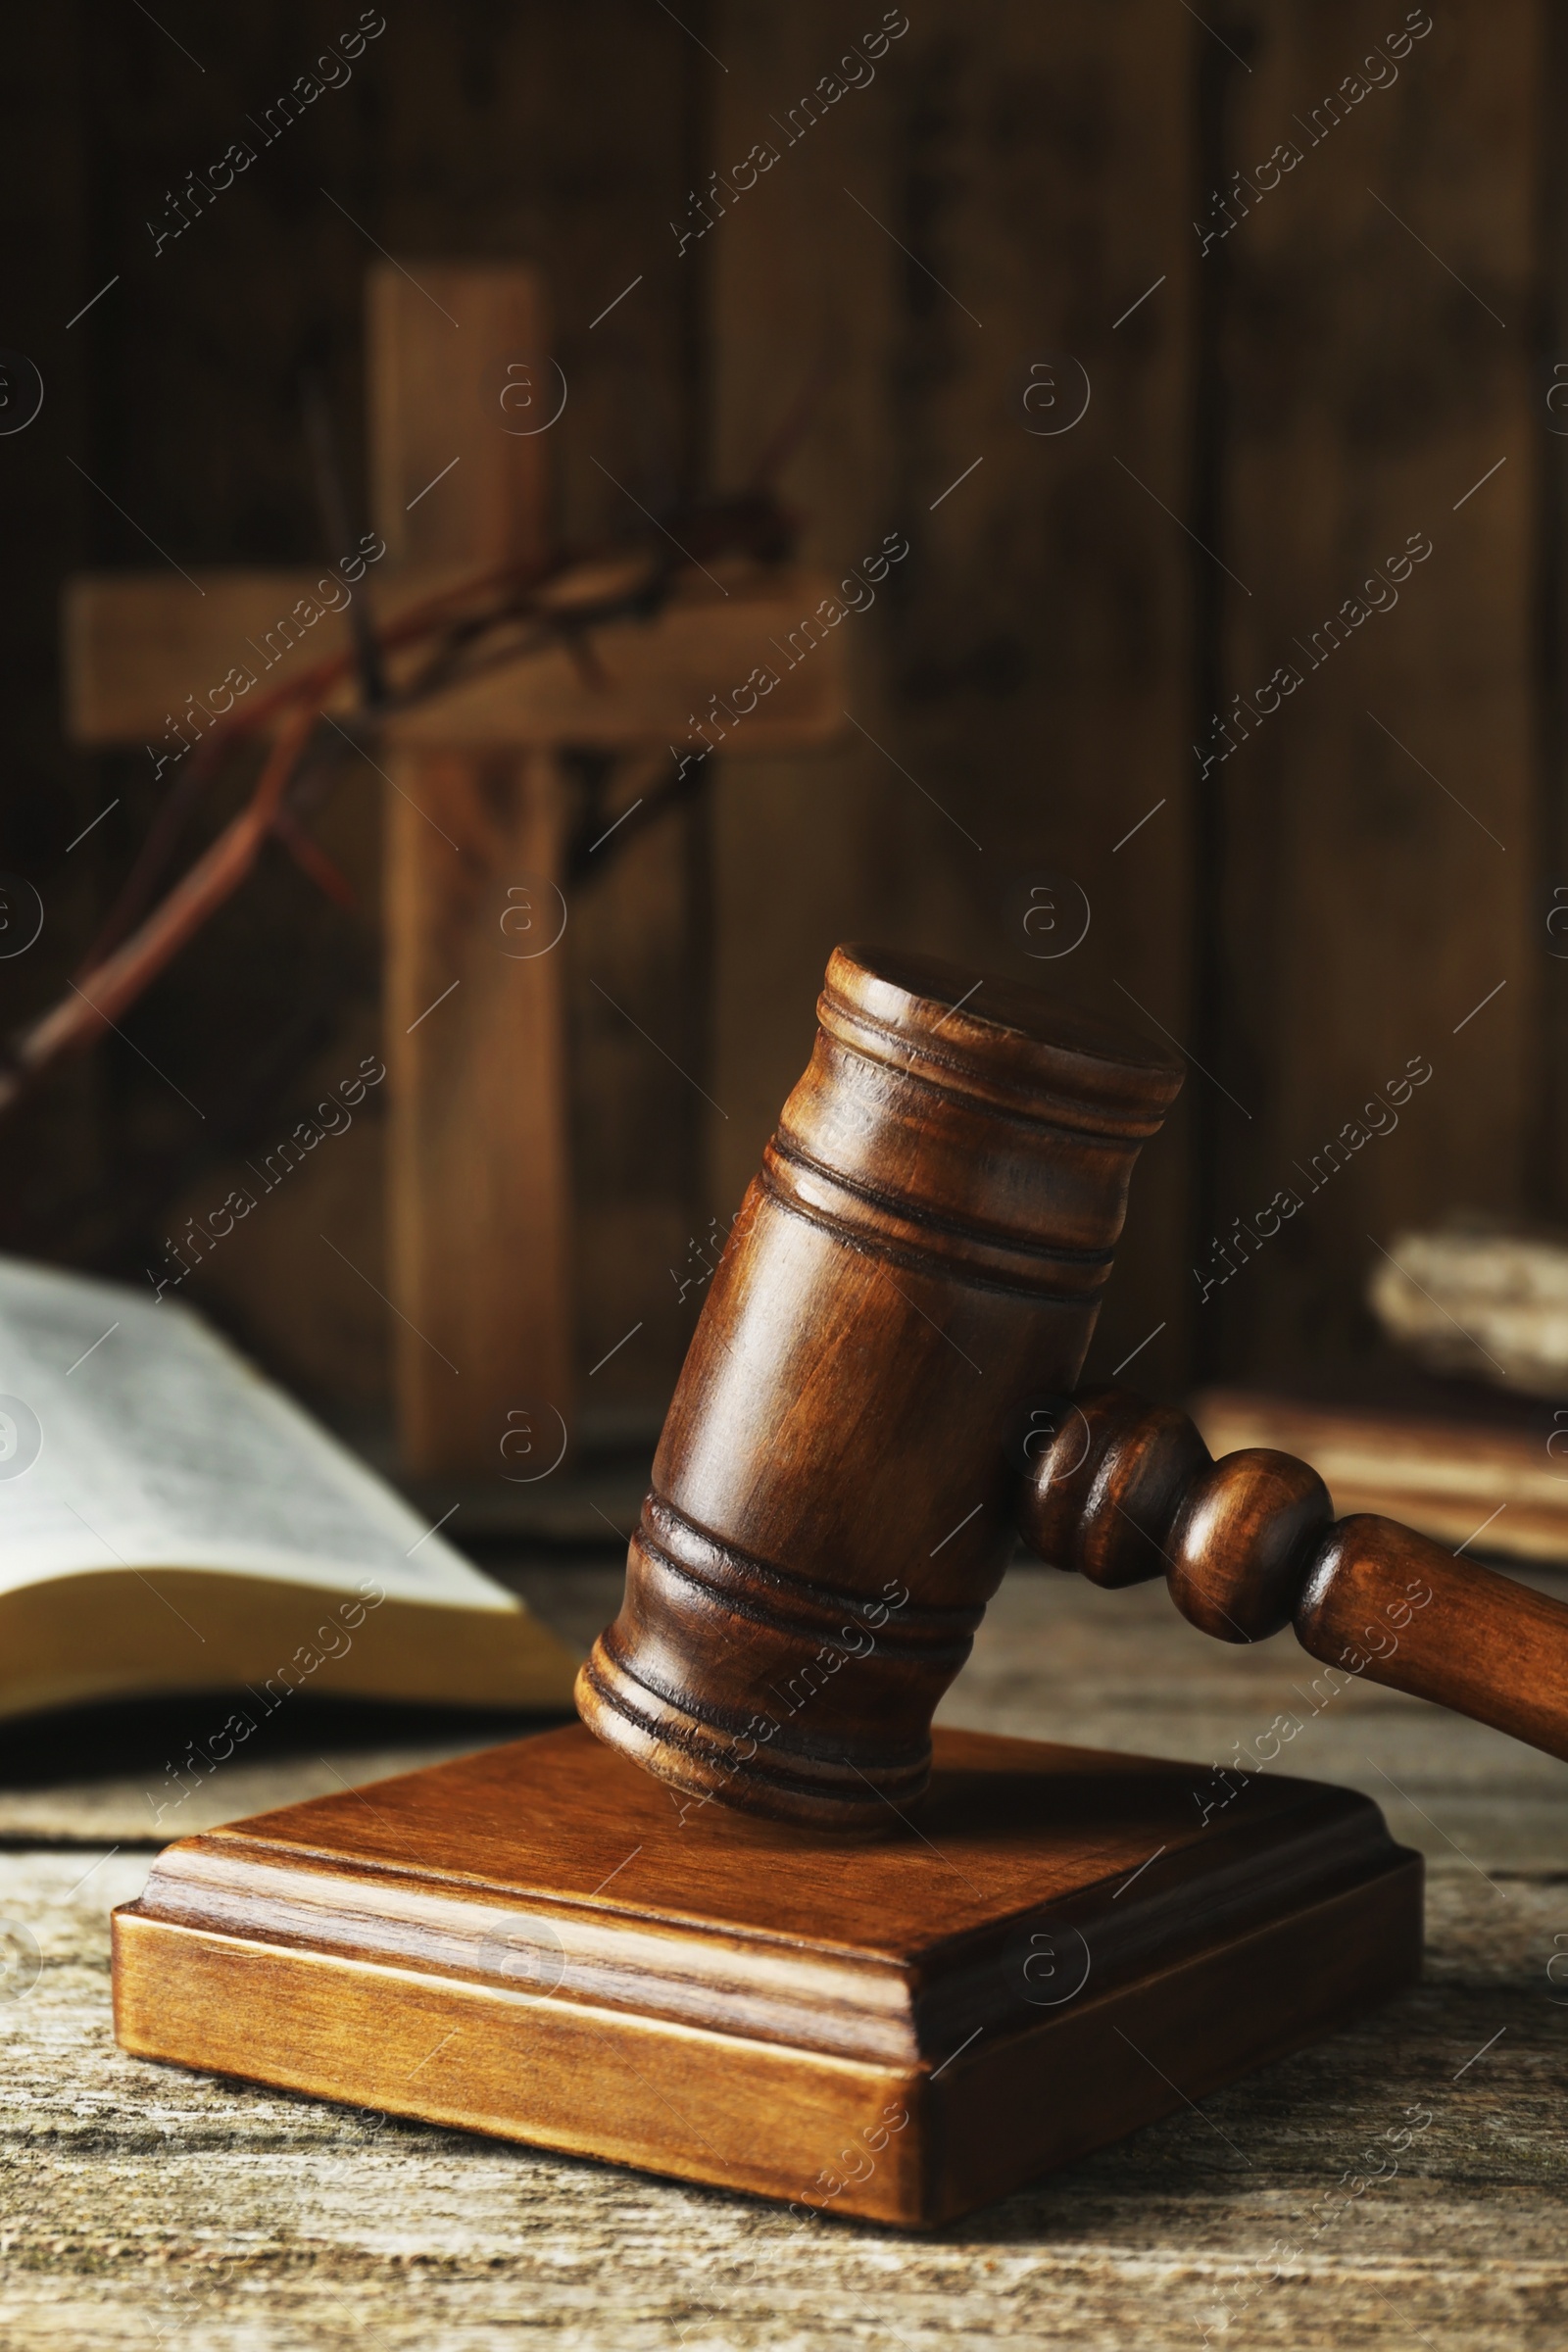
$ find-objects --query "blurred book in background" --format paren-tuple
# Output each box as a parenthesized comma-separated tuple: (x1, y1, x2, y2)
(1193, 1387, 1568, 1567)
(1367, 1217, 1568, 1399)
(0, 1259, 579, 1723)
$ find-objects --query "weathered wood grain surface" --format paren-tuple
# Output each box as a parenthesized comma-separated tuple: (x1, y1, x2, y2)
(3, 1559, 1565, 2348)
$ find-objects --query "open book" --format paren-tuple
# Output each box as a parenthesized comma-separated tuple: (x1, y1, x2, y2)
(0, 1257, 581, 1721)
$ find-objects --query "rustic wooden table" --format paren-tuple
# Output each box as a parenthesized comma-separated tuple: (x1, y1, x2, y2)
(3, 1558, 1564, 2349)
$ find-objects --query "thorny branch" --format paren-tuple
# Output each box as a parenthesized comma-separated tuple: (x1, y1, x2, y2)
(0, 493, 794, 1121)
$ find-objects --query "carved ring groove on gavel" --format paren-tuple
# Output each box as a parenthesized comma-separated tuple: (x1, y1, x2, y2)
(577, 943, 1568, 1825)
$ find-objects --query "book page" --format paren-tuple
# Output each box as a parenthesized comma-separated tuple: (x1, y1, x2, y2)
(0, 1257, 518, 1609)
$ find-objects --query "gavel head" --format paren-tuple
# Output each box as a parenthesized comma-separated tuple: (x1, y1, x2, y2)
(575, 943, 1184, 1827)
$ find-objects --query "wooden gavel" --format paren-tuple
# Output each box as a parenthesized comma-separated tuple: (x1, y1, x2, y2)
(577, 943, 1568, 1825)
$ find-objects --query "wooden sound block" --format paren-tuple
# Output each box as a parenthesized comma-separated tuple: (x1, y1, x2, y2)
(112, 1725, 1422, 2229)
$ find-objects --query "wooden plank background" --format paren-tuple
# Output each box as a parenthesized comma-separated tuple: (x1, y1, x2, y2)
(1200, 0, 1539, 1383)
(708, 0, 1198, 1391)
(0, 0, 1562, 1437)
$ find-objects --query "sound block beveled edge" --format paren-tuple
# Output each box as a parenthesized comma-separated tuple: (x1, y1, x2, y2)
(111, 1726, 1423, 2229)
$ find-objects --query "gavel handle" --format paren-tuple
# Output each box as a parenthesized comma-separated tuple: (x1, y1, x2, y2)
(1017, 1386, 1568, 1767)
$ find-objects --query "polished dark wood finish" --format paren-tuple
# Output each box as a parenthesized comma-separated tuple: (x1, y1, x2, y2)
(1021, 1389, 1568, 1766)
(576, 945, 1185, 1826)
(113, 1722, 1420, 2229)
(579, 939, 1568, 1820)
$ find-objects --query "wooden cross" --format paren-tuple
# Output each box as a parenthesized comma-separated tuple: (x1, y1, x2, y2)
(64, 261, 842, 1476)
